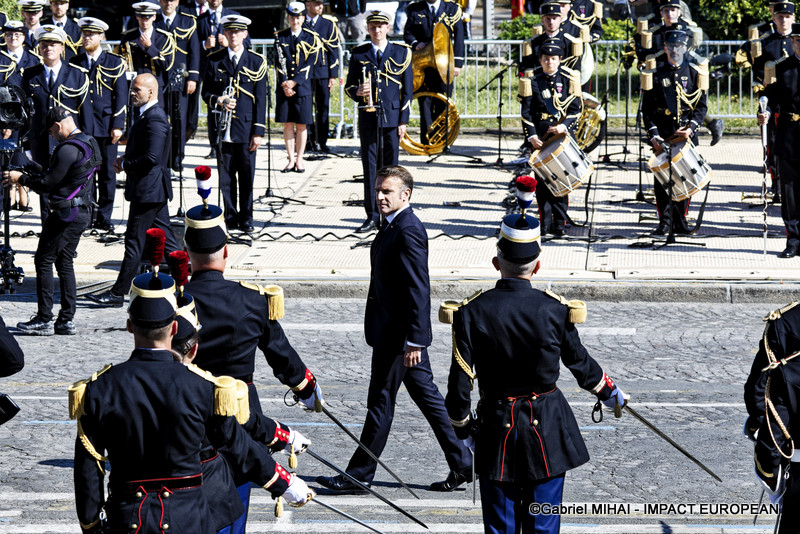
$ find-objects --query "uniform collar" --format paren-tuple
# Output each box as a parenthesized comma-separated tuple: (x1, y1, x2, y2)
(44, 62, 62, 80)
(228, 46, 244, 63)
(130, 348, 176, 362)
(427, 0, 441, 14)
(495, 278, 533, 290)
(372, 42, 387, 55)
(190, 269, 226, 281)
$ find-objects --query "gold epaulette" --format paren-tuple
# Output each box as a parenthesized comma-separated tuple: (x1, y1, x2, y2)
(641, 69, 654, 91)
(689, 25, 703, 46)
(748, 23, 761, 42)
(322, 14, 338, 23)
(532, 25, 543, 37)
(186, 364, 250, 424)
(691, 57, 709, 91)
(518, 77, 532, 98)
(764, 56, 788, 86)
(577, 22, 590, 43)
(640, 29, 653, 49)
(637, 13, 653, 34)
(561, 65, 581, 96)
(522, 39, 533, 57)
(564, 32, 582, 58)
(438, 290, 483, 324)
(592, 0, 603, 19)
(764, 302, 799, 322)
(239, 281, 285, 320)
(68, 364, 112, 420)
(644, 52, 659, 70)
(544, 289, 587, 324)
(71, 63, 89, 73)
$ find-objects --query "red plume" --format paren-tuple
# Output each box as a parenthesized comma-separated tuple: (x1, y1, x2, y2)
(144, 228, 166, 268)
(515, 175, 537, 192)
(168, 251, 190, 289)
(195, 166, 212, 181)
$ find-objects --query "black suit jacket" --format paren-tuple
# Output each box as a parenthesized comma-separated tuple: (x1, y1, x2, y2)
(122, 103, 172, 203)
(365, 207, 432, 353)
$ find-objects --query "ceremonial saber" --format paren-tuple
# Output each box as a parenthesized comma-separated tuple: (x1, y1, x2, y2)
(312, 400, 420, 500)
(313, 497, 388, 534)
(754, 488, 765, 525)
(618, 402, 722, 482)
(760, 96, 769, 257)
(306, 448, 429, 530)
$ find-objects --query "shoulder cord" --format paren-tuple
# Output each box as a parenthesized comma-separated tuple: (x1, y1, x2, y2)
(761, 321, 798, 459)
(95, 61, 126, 97)
(56, 73, 90, 112)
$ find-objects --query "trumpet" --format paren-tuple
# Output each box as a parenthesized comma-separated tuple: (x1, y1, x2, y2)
(218, 78, 235, 143)
(362, 66, 376, 112)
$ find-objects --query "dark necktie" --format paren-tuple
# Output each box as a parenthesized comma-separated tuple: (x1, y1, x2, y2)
(376, 48, 382, 65)
(57, 21, 63, 28)
(48, 70, 55, 90)
(231, 54, 238, 70)
(430, 5, 436, 18)
(88, 57, 93, 70)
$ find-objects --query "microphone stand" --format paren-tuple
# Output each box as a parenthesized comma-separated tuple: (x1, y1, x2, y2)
(474, 61, 516, 171)
(168, 65, 187, 219)
(599, 8, 635, 167)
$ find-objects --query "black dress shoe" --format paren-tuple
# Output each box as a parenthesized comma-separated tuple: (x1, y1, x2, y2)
(17, 315, 54, 336)
(709, 119, 724, 146)
(780, 245, 799, 258)
(652, 223, 669, 236)
(429, 469, 473, 492)
(54, 319, 76, 335)
(319, 144, 331, 154)
(205, 147, 217, 159)
(94, 221, 115, 233)
(87, 290, 124, 307)
(549, 223, 565, 237)
(240, 223, 254, 233)
(294, 164, 305, 173)
(315, 475, 370, 494)
(356, 219, 378, 233)
(281, 164, 294, 173)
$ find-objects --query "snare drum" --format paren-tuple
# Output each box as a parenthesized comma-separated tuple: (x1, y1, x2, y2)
(647, 139, 712, 201)
(529, 133, 595, 197)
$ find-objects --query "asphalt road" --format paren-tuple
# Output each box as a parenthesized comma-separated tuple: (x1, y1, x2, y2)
(0, 295, 785, 533)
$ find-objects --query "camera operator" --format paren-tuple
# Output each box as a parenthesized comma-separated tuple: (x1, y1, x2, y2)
(3, 107, 101, 336)
(0, 314, 23, 377)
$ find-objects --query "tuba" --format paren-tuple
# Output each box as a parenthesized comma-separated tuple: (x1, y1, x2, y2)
(400, 22, 461, 156)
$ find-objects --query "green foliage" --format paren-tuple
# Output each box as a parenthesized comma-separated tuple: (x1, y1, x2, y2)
(695, 0, 770, 40)
(0, 0, 18, 19)
(601, 19, 635, 42)
(498, 14, 541, 41)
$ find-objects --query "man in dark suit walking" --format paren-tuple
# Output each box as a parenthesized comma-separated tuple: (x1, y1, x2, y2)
(88, 73, 179, 306)
(317, 165, 472, 494)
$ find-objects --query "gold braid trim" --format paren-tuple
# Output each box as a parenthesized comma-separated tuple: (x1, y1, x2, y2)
(386, 47, 412, 78)
(77, 419, 109, 468)
(676, 83, 703, 112)
(436, 5, 463, 28)
(56, 71, 90, 112)
(95, 61, 126, 97)
(234, 53, 268, 101)
(451, 327, 475, 387)
(0, 60, 15, 83)
(157, 29, 177, 71)
(765, 374, 795, 460)
(173, 19, 197, 42)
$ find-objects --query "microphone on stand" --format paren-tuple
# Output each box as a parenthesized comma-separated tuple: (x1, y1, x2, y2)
(759, 95, 769, 147)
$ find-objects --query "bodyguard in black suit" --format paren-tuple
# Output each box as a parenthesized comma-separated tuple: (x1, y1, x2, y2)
(403, 0, 464, 144)
(157, 0, 201, 170)
(202, 15, 266, 232)
(305, 0, 341, 153)
(317, 166, 472, 494)
(42, 0, 81, 58)
(117, 2, 176, 98)
(71, 17, 128, 232)
(345, 10, 412, 233)
(758, 23, 800, 258)
(444, 209, 627, 533)
(88, 74, 180, 306)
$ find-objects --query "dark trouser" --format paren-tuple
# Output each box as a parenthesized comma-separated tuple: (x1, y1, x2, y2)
(536, 180, 568, 232)
(218, 142, 256, 228)
(779, 156, 800, 248)
(779, 466, 800, 534)
(187, 78, 202, 134)
(308, 77, 331, 150)
(654, 178, 690, 232)
(165, 89, 189, 170)
(419, 70, 450, 145)
(345, 347, 471, 483)
(92, 136, 119, 226)
(31, 136, 55, 223)
(359, 125, 399, 222)
(35, 208, 90, 321)
(111, 201, 179, 295)
(480, 474, 565, 534)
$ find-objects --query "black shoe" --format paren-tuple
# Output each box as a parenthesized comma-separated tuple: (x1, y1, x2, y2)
(281, 164, 294, 173)
(356, 219, 378, 233)
(294, 164, 305, 173)
(87, 290, 124, 307)
(17, 315, 54, 336)
(550, 223, 565, 237)
(772, 192, 782, 204)
(94, 221, 114, 233)
(709, 119, 724, 146)
(429, 469, 473, 492)
(315, 475, 370, 494)
(205, 147, 217, 159)
(318, 144, 331, 154)
(240, 223, 254, 233)
(780, 245, 799, 258)
(652, 223, 669, 236)
(54, 319, 76, 335)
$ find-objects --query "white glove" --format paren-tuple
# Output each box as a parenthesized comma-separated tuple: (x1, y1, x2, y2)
(743, 417, 759, 442)
(283, 474, 314, 507)
(286, 429, 311, 453)
(299, 383, 324, 412)
(462, 436, 475, 454)
(602, 386, 629, 410)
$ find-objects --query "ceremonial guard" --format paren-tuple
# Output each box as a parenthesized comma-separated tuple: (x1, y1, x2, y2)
(117, 2, 176, 97)
(634, 0, 700, 64)
(22, 24, 90, 222)
(518, 2, 586, 78)
(745, 301, 800, 534)
(641, 29, 708, 236)
(305, 0, 341, 153)
(345, 10, 412, 233)
(3, 107, 100, 337)
(194, 0, 248, 158)
(758, 23, 800, 258)
(70, 17, 127, 233)
(519, 38, 581, 236)
(274, 2, 320, 175)
(42, 0, 81, 58)
(403, 0, 464, 145)
(443, 197, 627, 533)
(72, 265, 313, 533)
(183, 168, 324, 530)
(19, 0, 45, 52)
(157, 0, 201, 170)
(2, 20, 41, 74)
(569, 0, 603, 43)
(202, 14, 266, 233)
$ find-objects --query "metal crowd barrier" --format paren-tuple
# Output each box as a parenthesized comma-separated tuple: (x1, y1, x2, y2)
(106, 38, 755, 139)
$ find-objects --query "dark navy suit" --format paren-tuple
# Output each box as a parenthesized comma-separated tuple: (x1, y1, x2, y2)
(344, 206, 471, 484)
(445, 279, 614, 533)
(42, 16, 81, 59)
(403, 0, 463, 144)
(74, 350, 292, 533)
(0, 45, 40, 74)
(304, 14, 340, 150)
(157, 9, 200, 169)
(70, 51, 128, 228)
(202, 47, 267, 228)
(117, 26, 175, 97)
(110, 103, 179, 296)
(344, 42, 412, 223)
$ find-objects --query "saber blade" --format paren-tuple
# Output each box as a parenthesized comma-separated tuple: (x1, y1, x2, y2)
(313, 497, 388, 534)
(624, 404, 722, 482)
